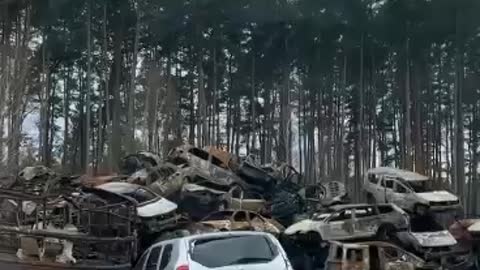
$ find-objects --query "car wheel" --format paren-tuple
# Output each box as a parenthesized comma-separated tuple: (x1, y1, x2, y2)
(366, 193, 376, 204)
(376, 224, 396, 241)
(414, 204, 428, 216)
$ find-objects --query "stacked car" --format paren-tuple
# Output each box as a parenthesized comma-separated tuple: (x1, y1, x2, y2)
(1, 147, 474, 270)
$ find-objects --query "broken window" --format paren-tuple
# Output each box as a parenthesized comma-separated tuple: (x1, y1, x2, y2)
(381, 247, 400, 260)
(354, 207, 375, 218)
(410, 214, 443, 232)
(233, 211, 248, 222)
(377, 205, 393, 214)
(334, 246, 343, 260)
(347, 249, 364, 262)
(383, 179, 394, 189)
(394, 183, 408, 193)
(188, 148, 224, 167)
(368, 174, 378, 184)
(329, 210, 352, 222)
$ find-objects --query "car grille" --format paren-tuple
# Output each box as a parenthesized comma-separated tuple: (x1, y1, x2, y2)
(429, 200, 458, 207)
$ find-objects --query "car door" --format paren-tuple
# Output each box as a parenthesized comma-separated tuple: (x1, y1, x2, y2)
(374, 175, 387, 202)
(382, 177, 395, 204)
(391, 181, 410, 209)
(320, 209, 355, 240)
(352, 206, 378, 237)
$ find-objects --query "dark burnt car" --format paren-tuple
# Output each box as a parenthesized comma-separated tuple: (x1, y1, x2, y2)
(178, 183, 228, 220)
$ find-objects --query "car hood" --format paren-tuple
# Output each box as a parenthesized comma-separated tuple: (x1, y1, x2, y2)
(416, 191, 458, 202)
(284, 219, 315, 235)
(137, 198, 177, 218)
(411, 230, 457, 247)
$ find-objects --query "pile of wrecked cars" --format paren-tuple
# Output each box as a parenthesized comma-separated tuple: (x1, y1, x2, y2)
(283, 167, 472, 270)
(0, 147, 476, 270)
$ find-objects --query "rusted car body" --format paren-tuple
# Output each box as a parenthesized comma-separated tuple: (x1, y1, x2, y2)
(364, 167, 460, 214)
(0, 188, 137, 270)
(167, 145, 248, 189)
(326, 241, 439, 270)
(200, 209, 284, 235)
(285, 204, 409, 241)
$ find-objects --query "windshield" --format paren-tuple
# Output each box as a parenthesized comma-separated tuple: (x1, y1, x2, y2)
(191, 235, 278, 268)
(410, 215, 444, 232)
(407, 181, 433, 193)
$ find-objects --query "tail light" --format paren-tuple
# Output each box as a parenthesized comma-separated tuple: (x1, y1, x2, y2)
(177, 265, 189, 270)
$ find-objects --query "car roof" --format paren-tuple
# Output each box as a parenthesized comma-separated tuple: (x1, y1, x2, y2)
(329, 241, 425, 261)
(154, 231, 274, 246)
(329, 203, 391, 211)
(97, 182, 141, 194)
(367, 167, 429, 181)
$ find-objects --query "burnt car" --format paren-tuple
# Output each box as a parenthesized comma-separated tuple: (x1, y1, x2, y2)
(364, 167, 460, 214)
(96, 182, 179, 234)
(285, 203, 409, 242)
(200, 209, 284, 236)
(178, 183, 228, 220)
(326, 241, 440, 270)
(167, 144, 249, 190)
(396, 214, 457, 260)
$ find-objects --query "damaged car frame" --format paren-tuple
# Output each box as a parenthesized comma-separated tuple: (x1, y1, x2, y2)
(364, 167, 461, 214)
(285, 203, 409, 242)
(0, 188, 138, 270)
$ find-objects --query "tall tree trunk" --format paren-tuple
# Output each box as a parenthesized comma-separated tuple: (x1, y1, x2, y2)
(404, 37, 413, 170)
(354, 33, 365, 202)
(454, 6, 465, 200)
(85, 0, 92, 173)
(110, 7, 125, 170)
(127, 4, 140, 154)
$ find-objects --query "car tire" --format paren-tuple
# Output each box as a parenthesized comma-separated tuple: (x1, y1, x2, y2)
(376, 224, 396, 241)
(366, 192, 376, 204)
(414, 204, 429, 216)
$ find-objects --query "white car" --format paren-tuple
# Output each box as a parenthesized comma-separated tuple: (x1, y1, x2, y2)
(285, 203, 409, 241)
(96, 182, 179, 233)
(364, 167, 460, 214)
(133, 231, 294, 270)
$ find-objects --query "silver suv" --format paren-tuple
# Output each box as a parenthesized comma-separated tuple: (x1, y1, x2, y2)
(364, 167, 460, 214)
(134, 231, 293, 270)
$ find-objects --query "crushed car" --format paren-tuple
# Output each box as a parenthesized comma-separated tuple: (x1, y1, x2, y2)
(96, 182, 179, 234)
(200, 209, 284, 236)
(326, 241, 440, 270)
(396, 214, 458, 260)
(167, 144, 250, 191)
(284, 203, 409, 242)
(364, 167, 461, 214)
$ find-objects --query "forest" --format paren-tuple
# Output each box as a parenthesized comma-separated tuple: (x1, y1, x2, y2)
(1, 0, 480, 213)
